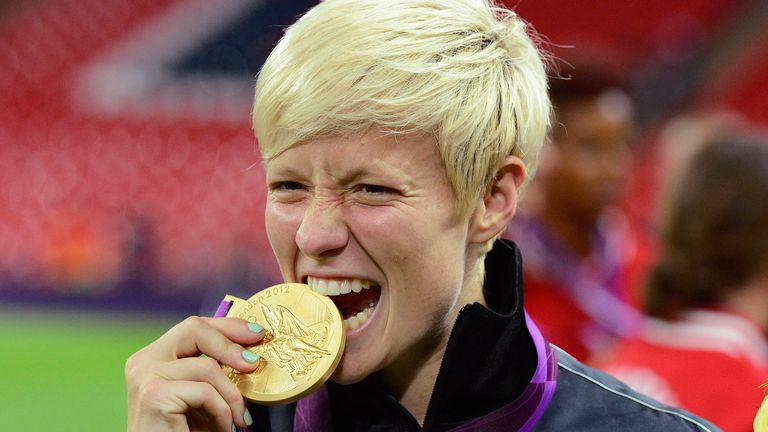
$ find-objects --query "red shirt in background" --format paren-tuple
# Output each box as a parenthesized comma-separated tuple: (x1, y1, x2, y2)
(595, 309, 768, 432)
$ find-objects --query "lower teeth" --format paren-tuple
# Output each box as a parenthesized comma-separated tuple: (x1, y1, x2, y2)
(343, 305, 375, 331)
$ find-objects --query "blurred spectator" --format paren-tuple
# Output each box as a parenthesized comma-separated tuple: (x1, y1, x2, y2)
(596, 128, 768, 432)
(508, 59, 644, 361)
(115, 212, 157, 298)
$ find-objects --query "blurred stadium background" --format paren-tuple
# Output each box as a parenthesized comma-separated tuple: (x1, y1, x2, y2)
(0, 0, 766, 429)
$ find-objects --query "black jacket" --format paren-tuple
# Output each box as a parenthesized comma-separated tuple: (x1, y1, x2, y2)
(248, 240, 719, 431)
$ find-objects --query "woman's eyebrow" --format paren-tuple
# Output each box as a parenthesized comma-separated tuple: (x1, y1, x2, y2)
(266, 165, 307, 181)
(328, 165, 412, 187)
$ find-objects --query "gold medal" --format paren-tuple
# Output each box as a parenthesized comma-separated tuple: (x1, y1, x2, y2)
(220, 283, 345, 405)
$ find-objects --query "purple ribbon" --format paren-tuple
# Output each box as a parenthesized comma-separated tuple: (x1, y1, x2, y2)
(213, 299, 233, 318)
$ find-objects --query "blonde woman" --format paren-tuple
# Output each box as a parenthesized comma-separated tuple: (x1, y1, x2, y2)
(126, 1, 718, 430)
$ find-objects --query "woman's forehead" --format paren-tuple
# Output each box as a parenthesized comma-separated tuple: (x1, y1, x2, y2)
(265, 132, 451, 186)
(269, 131, 439, 165)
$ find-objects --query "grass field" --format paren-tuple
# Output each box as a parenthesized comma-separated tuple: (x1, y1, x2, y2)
(0, 305, 181, 431)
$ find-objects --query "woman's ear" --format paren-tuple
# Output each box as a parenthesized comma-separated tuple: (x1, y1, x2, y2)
(469, 155, 527, 244)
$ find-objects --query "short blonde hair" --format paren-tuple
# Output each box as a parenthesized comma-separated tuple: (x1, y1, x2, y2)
(253, 0, 551, 219)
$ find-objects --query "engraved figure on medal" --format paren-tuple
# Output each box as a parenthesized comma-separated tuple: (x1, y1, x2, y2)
(254, 300, 332, 383)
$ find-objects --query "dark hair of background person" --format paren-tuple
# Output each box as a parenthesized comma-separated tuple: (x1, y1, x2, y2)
(548, 59, 634, 131)
(549, 61, 630, 105)
(645, 130, 768, 318)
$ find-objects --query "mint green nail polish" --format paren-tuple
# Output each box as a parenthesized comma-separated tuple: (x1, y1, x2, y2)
(248, 322, 264, 333)
(232, 423, 238, 432)
(241, 350, 260, 364)
(243, 409, 254, 426)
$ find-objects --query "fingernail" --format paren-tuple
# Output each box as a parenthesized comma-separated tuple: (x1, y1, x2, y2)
(231, 423, 238, 432)
(244, 409, 254, 426)
(241, 349, 260, 364)
(248, 322, 264, 333)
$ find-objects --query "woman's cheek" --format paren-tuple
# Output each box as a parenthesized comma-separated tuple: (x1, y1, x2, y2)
(265, 204, 302, 255)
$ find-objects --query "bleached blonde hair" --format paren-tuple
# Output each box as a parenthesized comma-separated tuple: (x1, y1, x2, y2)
(253, 0, 551, 219)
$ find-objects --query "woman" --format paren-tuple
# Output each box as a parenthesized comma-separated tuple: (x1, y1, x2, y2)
(126, 1, 717, 430)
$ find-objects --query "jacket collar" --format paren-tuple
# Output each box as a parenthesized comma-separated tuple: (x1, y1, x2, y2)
(422, 239, 537, 429)
(296, 239, 541, 430)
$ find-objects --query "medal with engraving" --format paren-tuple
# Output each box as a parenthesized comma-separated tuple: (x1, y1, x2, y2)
(220, 283, 345, 405)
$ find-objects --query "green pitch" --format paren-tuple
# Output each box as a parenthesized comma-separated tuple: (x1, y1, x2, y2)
(0, 306, 181, 431)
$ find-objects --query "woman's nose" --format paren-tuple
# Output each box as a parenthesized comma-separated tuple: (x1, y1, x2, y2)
(295, 199, 349, 260)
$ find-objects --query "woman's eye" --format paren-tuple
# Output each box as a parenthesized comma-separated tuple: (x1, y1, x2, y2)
(359, 184, 396, 194)
(271, 181, 305, 191)
(268, 181, 309, 202)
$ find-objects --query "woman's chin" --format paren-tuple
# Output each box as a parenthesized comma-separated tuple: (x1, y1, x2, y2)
(329, 355, 373, 385)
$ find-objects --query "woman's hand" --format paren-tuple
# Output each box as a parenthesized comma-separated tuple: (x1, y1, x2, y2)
(126, 316, 266, 432)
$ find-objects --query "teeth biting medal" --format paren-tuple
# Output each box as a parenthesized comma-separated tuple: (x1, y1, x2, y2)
(217, 283, 345, 405)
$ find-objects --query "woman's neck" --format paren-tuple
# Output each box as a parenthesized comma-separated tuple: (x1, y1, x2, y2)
(375, 335, 447, 425)
(375, 271, 486, 425)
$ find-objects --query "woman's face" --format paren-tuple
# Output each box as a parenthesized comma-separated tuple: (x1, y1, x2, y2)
(264, 131, 476, 384)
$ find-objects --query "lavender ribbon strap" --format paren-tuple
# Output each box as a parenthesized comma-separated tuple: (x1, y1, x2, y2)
(213, 299, 233, 318)
(295, 385, 334, 432)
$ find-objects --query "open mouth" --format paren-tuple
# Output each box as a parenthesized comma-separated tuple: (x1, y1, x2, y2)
(306, 276, 381, 332)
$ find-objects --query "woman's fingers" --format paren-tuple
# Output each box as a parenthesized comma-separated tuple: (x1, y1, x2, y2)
(132, 316, 266, 372)
(133, 379, 236, 432)
(126, 317, 265, 431)
(152, 357, 254, 427)
(206, 317, 266, 343)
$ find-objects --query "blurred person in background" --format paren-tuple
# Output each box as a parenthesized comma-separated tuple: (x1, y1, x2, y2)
(596, 128, 768, 432)
(507, 59, 644, 362)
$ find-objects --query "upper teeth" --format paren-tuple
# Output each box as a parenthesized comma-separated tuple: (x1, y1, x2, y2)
(307, 276, 372, 295)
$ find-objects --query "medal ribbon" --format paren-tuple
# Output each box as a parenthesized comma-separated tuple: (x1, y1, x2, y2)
(214, 299, 233, 318)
